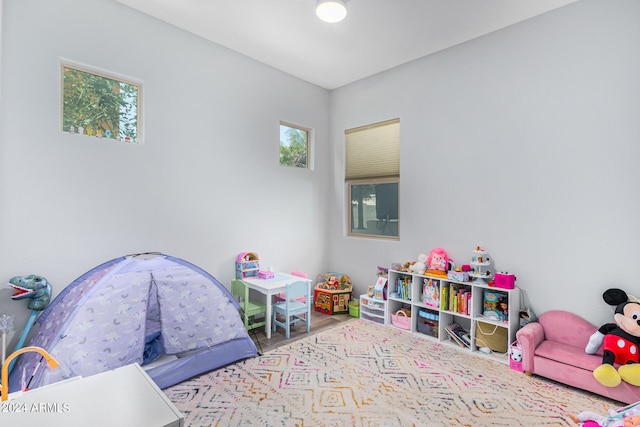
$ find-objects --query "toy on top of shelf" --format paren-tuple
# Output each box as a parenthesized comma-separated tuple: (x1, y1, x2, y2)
(373, 276, 388, 300)
(425, 248, 452, 278)
(391, 262, 406, 271)
(448, 265, 470, 282)
(469, 246, 494, 284)
(409, 253, 427, 275)
(586, 288, 640, 388)
(492, 272, 516, 289)
(373, 266, 389, 300)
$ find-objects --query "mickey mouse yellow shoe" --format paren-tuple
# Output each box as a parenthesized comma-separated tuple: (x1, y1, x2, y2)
(619, 364, 640, 386)
(593, 364, 621, 387)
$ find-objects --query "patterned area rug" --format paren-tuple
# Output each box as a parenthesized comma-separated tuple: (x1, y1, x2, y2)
(163, 319, 618, 426)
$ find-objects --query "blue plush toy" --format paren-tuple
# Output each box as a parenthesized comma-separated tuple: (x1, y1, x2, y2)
(9, 275, 52, 310)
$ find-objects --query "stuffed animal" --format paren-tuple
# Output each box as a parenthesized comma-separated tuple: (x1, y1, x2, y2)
(9, 275, 52, 311)
(409, 253, 427, 275)
(585, 288, 640, 387)
(569, 401, 640, 427)
(425, 248, 450, 278)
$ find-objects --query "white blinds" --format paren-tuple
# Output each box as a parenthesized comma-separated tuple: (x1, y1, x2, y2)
(345, 118, 400, 180)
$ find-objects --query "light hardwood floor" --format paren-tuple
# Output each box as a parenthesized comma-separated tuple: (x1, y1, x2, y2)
(247, 310, 354, 354)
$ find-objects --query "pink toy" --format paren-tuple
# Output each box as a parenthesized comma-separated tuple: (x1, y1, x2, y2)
(258, 270, 274, 279)
(427, 248, 448, 271)
(494, 272, 516, 289)
(425, 248, 451, 278)
(569, 401, 640, 426)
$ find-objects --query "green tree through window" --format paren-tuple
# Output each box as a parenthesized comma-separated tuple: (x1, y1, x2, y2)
(280, 123, 309, 168)
(62, 64, 141, 142)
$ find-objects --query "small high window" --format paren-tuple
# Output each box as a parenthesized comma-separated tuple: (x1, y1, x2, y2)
(280, 122, 310, 169)
(346, 119, 400, 239)
(61, 62, 142, 143)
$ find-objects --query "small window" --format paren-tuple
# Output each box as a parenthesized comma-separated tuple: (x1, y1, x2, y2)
(280, 122, 309, 168)
(346, 119, 400, 239)
(61, 63, 142, 143)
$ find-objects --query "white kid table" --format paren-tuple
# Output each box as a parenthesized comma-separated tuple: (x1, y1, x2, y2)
(242, 273, 312, 339)
(2, 363, 183, 426)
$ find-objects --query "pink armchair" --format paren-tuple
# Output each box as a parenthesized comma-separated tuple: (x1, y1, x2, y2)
(516, 310, 640, 404)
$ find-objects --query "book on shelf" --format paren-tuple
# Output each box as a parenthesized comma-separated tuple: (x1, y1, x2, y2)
(484, 289, 508, 321)
(443, 284, 471, 315)
(396, 276, 411, 300)
(441, 286, 449, 311)
(445, 323, 471, 349)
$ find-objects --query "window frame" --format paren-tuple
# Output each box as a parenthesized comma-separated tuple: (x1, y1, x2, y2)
(60, 61, 143, 143)
(279, 121, 311, 169)
(347, 177, 400, 240)
(345, 118, 400, 240)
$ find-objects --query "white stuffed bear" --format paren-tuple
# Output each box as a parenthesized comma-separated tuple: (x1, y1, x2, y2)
(410, 253, 428, 275)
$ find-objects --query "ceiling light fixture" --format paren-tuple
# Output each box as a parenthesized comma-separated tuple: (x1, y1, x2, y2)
(316, 0, 347, 23)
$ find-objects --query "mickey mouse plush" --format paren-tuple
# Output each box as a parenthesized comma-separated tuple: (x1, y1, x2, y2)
(585, 288, 640, 387)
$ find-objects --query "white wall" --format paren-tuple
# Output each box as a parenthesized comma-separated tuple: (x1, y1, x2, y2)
(0, 0, 330, 347)
(2, 0, 638, 342)
(328, 0, 640, 326)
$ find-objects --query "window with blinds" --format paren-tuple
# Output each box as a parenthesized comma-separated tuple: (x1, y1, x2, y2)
(345, 118, 399, 239)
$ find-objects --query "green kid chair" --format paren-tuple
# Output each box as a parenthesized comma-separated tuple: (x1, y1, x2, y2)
(231, 280, 267, 332)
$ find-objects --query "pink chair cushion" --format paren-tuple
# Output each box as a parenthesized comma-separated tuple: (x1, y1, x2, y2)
(534, 340, 602, 371)
(537, 310, 602, 352)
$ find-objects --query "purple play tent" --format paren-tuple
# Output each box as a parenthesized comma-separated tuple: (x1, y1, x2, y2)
(9, 253, 257, 392)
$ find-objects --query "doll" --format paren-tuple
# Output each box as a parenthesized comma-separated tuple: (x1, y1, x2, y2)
(569, 402, 640, 427)
(569, 412, 640, 427)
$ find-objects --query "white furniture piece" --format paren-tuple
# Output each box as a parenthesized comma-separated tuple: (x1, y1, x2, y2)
(387, 268, 520, 364)
(469, 247, 494, 284)
(243, 272, 312, 339)
(359, 294, 388, 325)
(2, 363, 183, 426)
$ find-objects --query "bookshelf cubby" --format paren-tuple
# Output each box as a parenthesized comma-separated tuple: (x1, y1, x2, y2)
(386, 268, 520, 364)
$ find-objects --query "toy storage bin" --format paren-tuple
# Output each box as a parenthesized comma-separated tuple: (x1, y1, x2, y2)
(417, 309, 439, 337)
(348, 300, 360, 317)
(391, 310, 411, 330)
(417, 318, 438, 337)
(361, 312, 384, 324)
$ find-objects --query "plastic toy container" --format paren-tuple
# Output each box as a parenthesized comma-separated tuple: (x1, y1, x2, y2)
(417, 309, 439, 337)
(348, 300, 360, 317)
